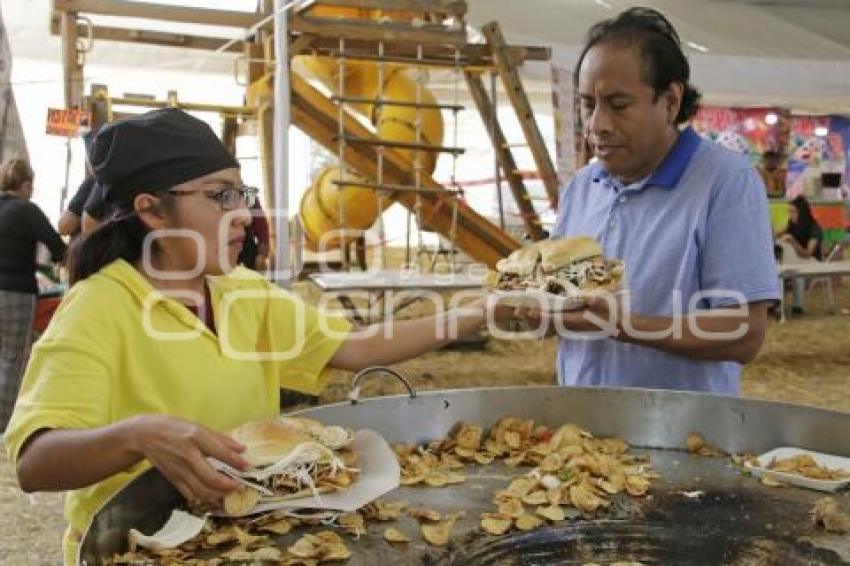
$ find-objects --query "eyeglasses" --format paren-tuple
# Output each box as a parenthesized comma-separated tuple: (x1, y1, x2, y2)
(168, 185, 259, 210)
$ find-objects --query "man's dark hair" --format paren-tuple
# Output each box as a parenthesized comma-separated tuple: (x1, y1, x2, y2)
(574, 7, 702, 124)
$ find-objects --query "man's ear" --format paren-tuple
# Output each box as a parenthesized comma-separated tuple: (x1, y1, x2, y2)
(665, 83, 684, 124)
(133, 193, 169, 230)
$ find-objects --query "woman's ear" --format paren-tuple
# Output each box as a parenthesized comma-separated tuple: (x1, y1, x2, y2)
(133, 193, 169, 230)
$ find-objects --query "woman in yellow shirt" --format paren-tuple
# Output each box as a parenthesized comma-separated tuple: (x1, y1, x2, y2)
(4, 109, 504, 564)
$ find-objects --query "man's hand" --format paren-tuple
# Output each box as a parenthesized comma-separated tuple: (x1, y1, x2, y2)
(129, 415, 249, 505)
(521, 292, 623, 337)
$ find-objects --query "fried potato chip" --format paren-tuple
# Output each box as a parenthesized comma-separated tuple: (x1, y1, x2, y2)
(539, 453, 564, 473)
(504, 431, 523, 450)
(521, 490, 549, 506)
(624, 475, 651, 497)
(454, 446, 475, 459)
(507, 477, 537, 497)
(549, 424, 590, 450)
(288, 534, 324, 559)
(761, 475, 785, 488)
(258, 518, 293, 535)
(206, 526, 239, 547)
(400, 474, 425, 486)
(455, 424, 484, 450)
(421, 519, 455, 546)
(424, 471, 449, 487)
(223, 487, 260, 517)
(686, 432, 705, 453)
(409, 507, 442, 522)
(515, 513, 544, 531)
(537, 505, 566, 522)
(810, 497, 850, 534)
(474, 452, 495, 465)
(480, 513, 512, 535)
(315, 531, 351, 561)
(383, 527, 411, 543)
(375, 500, 409, 521)
(504, 451, 527, 467)
(497, 497, 525, 519)
(338, 512, 366, 536)
(288, 532, 351, 561)
(569, 483, 608, 513)
(222, 546, 282, 561)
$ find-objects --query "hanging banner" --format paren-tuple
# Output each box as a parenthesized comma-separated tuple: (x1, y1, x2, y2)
(692, 106, 791, 196)
(45, 108, 91, 137)
(787, 115, 849, 199)
(692, 106, 790, 163)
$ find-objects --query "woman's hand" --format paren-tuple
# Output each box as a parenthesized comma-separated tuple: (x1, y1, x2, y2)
(129, 414, 249, 505)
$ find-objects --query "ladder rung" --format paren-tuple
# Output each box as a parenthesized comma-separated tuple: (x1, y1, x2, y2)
(331, 179, 463, 195)
(336, 135, 465, 155)
(331, 95, 464, 112)
(501, 142, 529, 148)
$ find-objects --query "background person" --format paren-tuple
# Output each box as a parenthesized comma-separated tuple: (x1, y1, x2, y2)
(776, 195, 823, 315)
(237, 199, 270, 271)
(58, 129, 102, 238)
(0, 158, 66, 431)
(757, 149, 787, 196)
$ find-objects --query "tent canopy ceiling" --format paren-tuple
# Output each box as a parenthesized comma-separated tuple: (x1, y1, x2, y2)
(4, 0, 850, 112)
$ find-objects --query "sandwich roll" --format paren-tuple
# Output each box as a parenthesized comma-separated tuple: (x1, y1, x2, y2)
(491, 236, 624, 297)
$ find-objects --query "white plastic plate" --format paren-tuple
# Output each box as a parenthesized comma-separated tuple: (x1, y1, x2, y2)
(744, 447, 850, 492)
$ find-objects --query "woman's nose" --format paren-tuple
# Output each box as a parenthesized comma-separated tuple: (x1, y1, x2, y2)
(231, 205, 252, 227)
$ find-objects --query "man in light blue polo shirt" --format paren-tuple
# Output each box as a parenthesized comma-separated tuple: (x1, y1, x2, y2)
(544, 8, 779, 395)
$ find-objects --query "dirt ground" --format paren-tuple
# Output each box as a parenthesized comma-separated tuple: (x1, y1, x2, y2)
(2, 276, 849, 564)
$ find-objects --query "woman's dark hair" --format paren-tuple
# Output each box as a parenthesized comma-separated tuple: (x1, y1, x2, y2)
(67, 192, 174, 284)
(0, 158, 34, 192)
(574, 7, 702, 124)
(787, 195, 820, 246)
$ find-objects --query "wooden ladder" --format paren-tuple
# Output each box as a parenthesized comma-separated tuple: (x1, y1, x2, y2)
(480, 21, 560, 235)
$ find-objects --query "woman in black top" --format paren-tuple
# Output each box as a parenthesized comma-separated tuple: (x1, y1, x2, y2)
(776, 195, 823, 315)
(0, 159, 66, 430)
(777, 195, 823, 260)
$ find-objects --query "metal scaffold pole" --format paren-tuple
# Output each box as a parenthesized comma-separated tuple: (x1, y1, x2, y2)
(272, 0, 291, 287)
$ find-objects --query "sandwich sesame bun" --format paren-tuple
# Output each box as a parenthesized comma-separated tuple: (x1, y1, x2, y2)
(496, 242, 544, 275)
(539, 237, 603, 273)
(229, 419, 315, 467)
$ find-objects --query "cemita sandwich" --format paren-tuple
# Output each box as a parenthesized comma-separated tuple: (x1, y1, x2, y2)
(217, 416, 358, 516)
(488, 236, 624, 297)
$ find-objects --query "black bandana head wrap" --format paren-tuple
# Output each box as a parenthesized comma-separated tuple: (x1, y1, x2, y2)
(89, 108, 238, 208)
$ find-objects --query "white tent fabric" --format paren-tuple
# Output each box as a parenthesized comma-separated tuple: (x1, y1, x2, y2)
(5, 0, 850, 112)
(467, 0, 850, 113)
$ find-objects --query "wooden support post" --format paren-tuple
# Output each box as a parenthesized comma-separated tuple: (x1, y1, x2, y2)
(59, 11, 84, 109)
(244, 42, 266, 85)
(310, 0, 466, 16)
(291, 13, 466, 46)
(53, 0, 262, 28)
(482, 21, 559, 212)
(86, 83, 110, 129)
(465, 71, 545, 241)
(221, 116, 238, 155)
(49, 20, 246, 53)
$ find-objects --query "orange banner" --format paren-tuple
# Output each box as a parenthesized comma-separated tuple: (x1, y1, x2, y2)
(45, 108, 91, 137)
